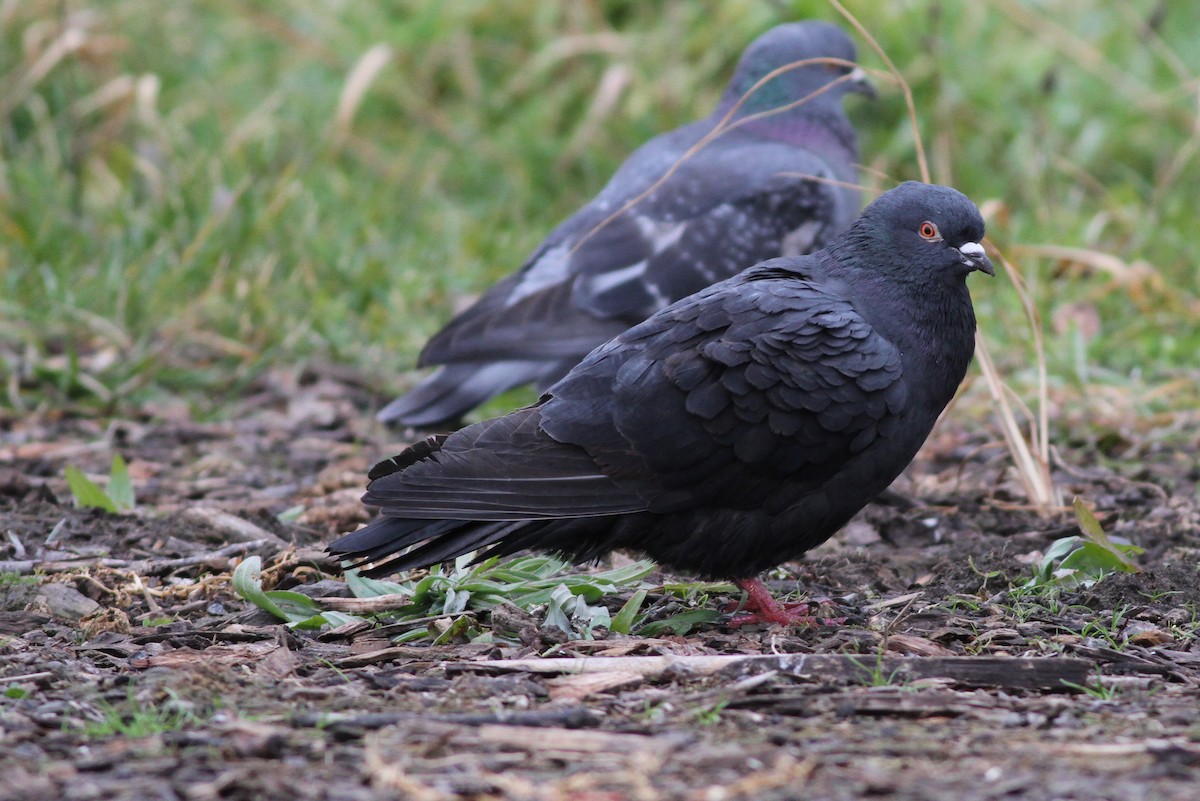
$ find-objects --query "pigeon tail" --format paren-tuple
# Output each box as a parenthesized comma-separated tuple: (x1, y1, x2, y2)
(328, 515, 532, 578)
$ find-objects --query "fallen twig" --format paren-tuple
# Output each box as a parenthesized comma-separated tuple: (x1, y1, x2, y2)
(445, 653, 1092, 691)
(289, 705, 600, 734)
(313, 593, 413, 613)
(0, 539, 275, 576)
(181, 506, 289, 546)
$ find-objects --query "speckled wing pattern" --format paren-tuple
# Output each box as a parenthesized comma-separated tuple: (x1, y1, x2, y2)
(420, 136, 850, 365)
(377, 129, 856, 427)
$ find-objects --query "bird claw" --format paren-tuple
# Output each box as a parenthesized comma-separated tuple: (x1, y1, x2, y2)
(726, 600, 817, 627)
(726, 578, 846, 628)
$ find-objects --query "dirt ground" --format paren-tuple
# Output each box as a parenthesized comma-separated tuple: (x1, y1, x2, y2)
(2, 366, 1199, 801)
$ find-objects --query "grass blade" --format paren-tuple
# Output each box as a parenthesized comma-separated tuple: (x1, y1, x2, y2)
(64, 466, 117, 513)
(106, 454, 135, 512)
(610, 589, 648, 635)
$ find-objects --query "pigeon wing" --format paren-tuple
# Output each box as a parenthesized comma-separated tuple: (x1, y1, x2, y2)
(540, 261, 909, 513)
(368, 261, 905, 524)
(361, 405, 646, 520)
(417, 137, 855, 368)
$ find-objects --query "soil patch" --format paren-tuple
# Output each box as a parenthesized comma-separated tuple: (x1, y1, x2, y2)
(2, 368, 1199, 800)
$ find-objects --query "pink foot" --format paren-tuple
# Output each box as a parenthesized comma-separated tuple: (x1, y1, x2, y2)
(726, 578, 844, 628)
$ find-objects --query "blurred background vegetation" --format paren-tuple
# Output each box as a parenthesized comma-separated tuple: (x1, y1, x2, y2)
(1, 0, 1197, 426)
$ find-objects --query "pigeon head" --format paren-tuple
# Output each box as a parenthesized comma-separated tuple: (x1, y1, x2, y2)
(838, 182, 994, 284)
(723, 21, 874, 119)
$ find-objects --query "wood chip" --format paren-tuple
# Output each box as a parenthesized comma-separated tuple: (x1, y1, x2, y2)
(545, 670, 643, 701)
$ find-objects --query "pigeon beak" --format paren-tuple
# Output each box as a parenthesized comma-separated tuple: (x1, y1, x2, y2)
(847, 67, 877, 99)
(956, 241, 994, 276)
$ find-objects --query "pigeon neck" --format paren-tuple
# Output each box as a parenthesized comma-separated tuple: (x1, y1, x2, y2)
(830, 259, 978, 406)
(905, 283, 978, 398)
(721, 101, 859, 161)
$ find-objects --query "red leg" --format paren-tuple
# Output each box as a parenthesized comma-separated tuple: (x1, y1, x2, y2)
(726, 578, 842, 627)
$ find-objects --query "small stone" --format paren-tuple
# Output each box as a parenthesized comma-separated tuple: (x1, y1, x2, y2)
(31, 583, 101, 621)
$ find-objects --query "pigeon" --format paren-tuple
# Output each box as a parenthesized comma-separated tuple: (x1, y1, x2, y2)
(330, 182, 994, 625)
(378, 20, 874, 428)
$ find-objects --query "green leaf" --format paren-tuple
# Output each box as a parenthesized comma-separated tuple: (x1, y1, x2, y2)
(232, 556, 290, 621)
(335, 552, 658, 643)
(610, 589, 648, 635)
(659, 580, 738, 599)
(640, 608, 722, 637)
(591, 560, 657, 585)
(1060, 541, 1137, 579)
(265, 590, 325, 620)
(106, 454, 136, 512)
(64, 466, 118, 513)
(318, 610, 364, 628)
(431, 615, 477, 645)
(276, 505, 305, 523)
(1073, 497, 1139, 571)
(344, 569, 407, 598)
(1031, 536, 1083, 584)
(442, 587, 470, 615)
(541, 583, 611, 639)
(233, 557, 352, 628)
(393, 627, 431, 644)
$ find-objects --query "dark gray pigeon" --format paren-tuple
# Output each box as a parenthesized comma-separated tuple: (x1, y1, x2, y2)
(331, 182, 994, 625)
(378, 20, 874, 428)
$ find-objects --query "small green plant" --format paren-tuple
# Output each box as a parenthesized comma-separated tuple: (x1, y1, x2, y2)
(232, 556, 362, 630)
(64, 454, 136, 513)
(235, 553, 664, 641)
(237, 552, 755, 641)
(692, 699, 729, 727)
(639, 700, 669, 723)
(360, 555, 656, 622)
(996, 586, 1066, 624)
(638, 607, 723, 637)
(1079, 605, 1132, 649)
(543, 583, 611, 639)
(75, 690, 206, 739)
(1022, 498, 1142, 592)
(1062, 678, 1120, 701)
(850, 645, 905, 688)
(945, 594, 984, 613)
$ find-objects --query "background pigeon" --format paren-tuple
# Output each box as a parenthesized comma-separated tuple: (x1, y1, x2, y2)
(332, 182, 994, 625)
(378, 20, 874, 428)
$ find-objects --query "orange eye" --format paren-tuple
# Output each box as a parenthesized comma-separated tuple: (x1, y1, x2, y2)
(919, 221, 940, 240)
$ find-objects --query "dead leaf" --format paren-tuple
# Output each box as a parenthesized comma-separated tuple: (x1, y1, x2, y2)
(885, 633, 956, 657)
(545, 670, 643, 701)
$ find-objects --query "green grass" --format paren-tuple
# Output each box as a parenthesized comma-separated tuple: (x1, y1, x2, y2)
(2, 1, 1198, 419)
(72, 688, 210, 739)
